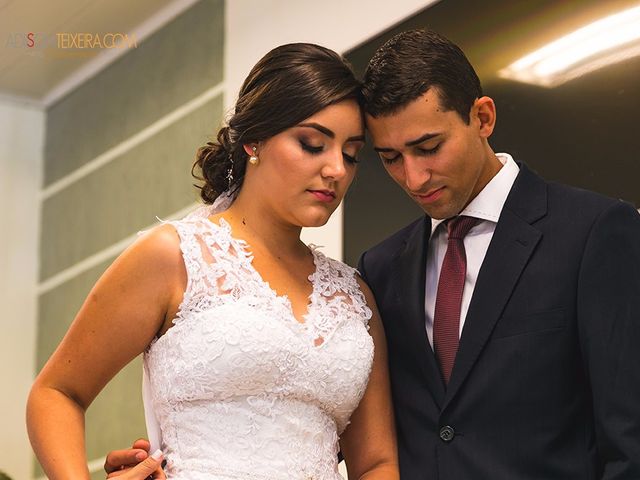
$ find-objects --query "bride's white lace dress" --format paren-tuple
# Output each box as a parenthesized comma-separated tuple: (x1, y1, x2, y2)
(143, 213, 374, 479)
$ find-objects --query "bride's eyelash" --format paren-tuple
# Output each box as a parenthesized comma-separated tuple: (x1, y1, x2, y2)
(300, 140, 324, 154)
(300, 140, 359, 164)
(343, 153, 359, 164)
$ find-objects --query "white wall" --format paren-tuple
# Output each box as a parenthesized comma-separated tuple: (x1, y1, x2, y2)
(225, 0, 439, 260)
(0, 97, 44, 480)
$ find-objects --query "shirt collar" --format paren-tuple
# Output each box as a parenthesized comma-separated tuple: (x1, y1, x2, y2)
(430, 153, 520, 235)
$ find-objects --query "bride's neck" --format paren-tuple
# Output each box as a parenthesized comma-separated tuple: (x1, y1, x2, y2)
(222, 194, 307, 259)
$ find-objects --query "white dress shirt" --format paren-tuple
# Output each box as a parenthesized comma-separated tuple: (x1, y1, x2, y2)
(424, 153, 520, 348)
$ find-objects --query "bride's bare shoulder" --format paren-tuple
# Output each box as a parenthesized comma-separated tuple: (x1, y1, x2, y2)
(118, 223, 185, 277)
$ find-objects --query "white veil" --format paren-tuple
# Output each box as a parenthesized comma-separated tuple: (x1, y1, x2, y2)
(142, 192, 235, 452)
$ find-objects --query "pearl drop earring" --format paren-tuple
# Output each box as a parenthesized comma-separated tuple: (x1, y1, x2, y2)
(249, 146, 259, 165)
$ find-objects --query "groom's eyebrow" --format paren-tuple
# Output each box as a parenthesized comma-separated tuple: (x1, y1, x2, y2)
(406, 132, 439, 146)
(374, 132, 440, 152)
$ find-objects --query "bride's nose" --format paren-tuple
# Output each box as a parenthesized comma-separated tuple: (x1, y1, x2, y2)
(320, 150, 347, 180)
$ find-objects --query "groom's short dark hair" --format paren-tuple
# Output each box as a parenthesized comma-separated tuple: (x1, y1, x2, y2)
(362, 29, 482, 124)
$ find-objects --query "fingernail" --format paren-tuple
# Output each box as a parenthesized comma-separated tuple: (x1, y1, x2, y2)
(135, 451, 147, 461)
(151, 449, 163, 460)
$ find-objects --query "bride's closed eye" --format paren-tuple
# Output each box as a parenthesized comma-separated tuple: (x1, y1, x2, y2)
(300, 140, 324, 154)
(300, 138, 361, 164)
(343, 152, 359, 164)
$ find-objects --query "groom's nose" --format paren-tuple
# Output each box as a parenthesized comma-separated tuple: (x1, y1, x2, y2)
(402, 155, 431, 192)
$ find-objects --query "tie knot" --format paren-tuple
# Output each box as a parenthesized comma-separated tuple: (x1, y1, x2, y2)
(447, 216, 478, 240)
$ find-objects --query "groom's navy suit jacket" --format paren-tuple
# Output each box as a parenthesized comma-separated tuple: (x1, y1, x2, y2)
(358, 164, 640, 479)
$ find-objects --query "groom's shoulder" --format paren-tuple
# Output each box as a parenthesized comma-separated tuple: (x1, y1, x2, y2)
(359, 217, 425, 270)
(546, 179, 617, 209)
(517, 164, 620, 216)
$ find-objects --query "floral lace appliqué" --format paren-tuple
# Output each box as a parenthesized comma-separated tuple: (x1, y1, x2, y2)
(144, 217, 374, 480)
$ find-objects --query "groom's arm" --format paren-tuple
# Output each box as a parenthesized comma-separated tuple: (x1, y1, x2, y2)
(357, 251, 369, 283)
(577, 201, 640, 479)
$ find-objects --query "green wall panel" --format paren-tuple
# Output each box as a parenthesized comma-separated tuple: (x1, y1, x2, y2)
(44, 0, 224, 186)
(40, 94, 222, 281)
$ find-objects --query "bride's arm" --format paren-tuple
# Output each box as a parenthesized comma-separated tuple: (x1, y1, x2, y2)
(339, 279, 399, 480)
(26, 224, 185, 479)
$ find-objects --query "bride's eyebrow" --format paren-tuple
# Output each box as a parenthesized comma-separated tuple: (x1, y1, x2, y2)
(297, 122, 335, 138)
(297, 123, 364, 143)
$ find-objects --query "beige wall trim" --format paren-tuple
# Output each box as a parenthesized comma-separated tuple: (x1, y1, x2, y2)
(0, 91, 44, 109)
(41, 82, 224, 201)
(38, 202, 199, 295)
(0, 100, 44, 480)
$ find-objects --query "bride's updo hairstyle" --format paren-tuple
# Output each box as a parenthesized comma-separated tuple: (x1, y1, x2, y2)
(193, 43, 362, 204)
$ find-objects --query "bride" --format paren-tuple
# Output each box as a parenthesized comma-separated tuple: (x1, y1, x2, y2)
(27, 43, 399, 479)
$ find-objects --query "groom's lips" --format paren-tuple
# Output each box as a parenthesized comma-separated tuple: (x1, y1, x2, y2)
(412, 187, 445, 204)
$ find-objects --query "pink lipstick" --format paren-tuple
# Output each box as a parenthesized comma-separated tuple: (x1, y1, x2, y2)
(308, 190, 336, 203)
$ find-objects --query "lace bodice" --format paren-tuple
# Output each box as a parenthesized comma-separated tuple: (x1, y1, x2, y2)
(143, 216, 374, 479)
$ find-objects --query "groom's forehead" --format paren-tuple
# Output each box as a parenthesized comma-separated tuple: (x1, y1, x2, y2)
(364, 89, 447, 129)
(364, 101, 441, 147)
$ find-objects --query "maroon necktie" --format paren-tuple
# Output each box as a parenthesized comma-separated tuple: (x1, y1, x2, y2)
(433, 216, 478, 385)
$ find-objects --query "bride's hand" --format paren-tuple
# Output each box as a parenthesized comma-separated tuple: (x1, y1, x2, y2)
(106, 449, 166, 479)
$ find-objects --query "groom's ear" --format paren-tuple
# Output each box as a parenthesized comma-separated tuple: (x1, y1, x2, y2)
(472, 96, 496, 139)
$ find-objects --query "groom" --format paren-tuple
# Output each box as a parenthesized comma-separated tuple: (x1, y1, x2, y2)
(356, 29, 640, 479)
(107, 30, 640, 479)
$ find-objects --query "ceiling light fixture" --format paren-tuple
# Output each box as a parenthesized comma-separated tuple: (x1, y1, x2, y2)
(499, 5, 640, 87)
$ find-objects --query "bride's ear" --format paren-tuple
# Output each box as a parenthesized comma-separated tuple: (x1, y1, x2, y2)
(243, 144, 258, 157)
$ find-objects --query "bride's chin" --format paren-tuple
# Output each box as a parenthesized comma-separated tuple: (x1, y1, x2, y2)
(297, 217, 330, 229)
(295, 209, 334, 228)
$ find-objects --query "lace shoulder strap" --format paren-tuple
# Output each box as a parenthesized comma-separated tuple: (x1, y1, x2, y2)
(310, 248, 373, 340)
(168, 217, 252, 322)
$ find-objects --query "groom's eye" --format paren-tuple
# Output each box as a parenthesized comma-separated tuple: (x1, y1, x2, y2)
(419, 146, 440, 156)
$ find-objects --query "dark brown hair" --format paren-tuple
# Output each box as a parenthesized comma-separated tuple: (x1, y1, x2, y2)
(362, 29, 482, 123)
(193, 43, 362, 204)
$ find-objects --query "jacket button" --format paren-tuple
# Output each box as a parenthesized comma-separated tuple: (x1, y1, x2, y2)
(439, 425, 455, 442)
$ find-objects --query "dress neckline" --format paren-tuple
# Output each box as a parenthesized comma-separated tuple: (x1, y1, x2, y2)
(202, 217, 323, 336)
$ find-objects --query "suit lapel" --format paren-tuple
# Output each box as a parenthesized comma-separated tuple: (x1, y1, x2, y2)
(396, 215, 446, 407)
(443, 164, 547, 409)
